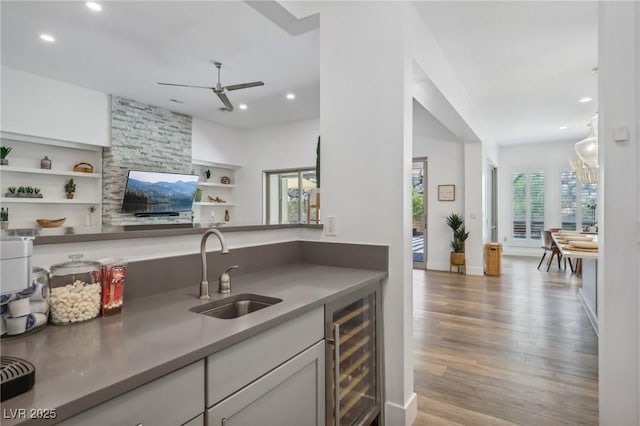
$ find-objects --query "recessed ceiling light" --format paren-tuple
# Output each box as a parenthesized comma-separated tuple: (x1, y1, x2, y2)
(286, 93, 296, 100)
(559, 126, 567, 130)
(579, 97, 593, 103)
(86, 2, 102, 11)
(239, 104, 248, 110)
(39, 33, 55, 43)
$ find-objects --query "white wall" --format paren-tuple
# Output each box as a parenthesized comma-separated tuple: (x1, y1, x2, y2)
(498, 140, 577, 256)
(0, 66, 111, 146)
(598, 2, 640, 424)
(191, 118, 244, 166)
(234, 118, 319, 224)
(412, 101, 465, 271)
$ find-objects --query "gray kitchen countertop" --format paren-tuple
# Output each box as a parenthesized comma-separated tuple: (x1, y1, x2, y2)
(0, 263, 386, 425)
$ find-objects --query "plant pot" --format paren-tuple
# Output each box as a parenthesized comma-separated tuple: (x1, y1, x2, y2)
(0, 159, 8, 166)
(0, 221, 8, 230)
(450, 252, 466, 266)
(66, 193, 74, 199)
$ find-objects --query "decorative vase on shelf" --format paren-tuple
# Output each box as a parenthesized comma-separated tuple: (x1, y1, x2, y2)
(224, 209, 230, 222)
(194, 188, 202, 202)
(41, 156, 52, 169)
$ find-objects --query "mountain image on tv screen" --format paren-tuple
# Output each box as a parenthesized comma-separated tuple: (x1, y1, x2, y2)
(121, 170, 199, 214)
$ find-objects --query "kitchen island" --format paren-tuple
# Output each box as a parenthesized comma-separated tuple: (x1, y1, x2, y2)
(552, 232, 599, 335)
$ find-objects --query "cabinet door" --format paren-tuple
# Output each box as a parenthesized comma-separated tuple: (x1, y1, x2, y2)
(207, 341, 325, 426)
(59, 360, 204, 426)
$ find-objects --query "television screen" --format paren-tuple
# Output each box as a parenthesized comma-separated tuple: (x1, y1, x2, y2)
(121, 170, 199, 214)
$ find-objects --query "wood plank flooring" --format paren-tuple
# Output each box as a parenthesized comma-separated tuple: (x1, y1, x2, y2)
(412, 256, 598, 425)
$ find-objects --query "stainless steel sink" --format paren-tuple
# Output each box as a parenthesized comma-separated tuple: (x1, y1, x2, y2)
(190, 293, 282, 319)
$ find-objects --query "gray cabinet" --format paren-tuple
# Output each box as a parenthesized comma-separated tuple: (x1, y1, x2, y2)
(59, 360, 205, 426)
(207, 341, 325, 426)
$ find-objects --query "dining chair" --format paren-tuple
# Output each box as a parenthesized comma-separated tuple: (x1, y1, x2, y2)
(537, 230, 562, 271)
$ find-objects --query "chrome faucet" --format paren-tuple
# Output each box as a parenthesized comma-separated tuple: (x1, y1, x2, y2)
(199, 229, 229, 300)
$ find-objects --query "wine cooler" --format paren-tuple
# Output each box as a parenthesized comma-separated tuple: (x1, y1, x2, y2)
(326, 286, 381, 426)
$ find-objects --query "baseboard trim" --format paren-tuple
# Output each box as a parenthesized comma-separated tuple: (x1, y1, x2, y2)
(385, 392, 417, 426)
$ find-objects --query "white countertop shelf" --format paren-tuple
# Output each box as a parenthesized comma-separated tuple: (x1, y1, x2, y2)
(193, 202, 235, 207)
(0, 197, 100, 204)
(197, 182, 235, 188)
(0, 166, 101, 178)
(192, 159, 241, 170)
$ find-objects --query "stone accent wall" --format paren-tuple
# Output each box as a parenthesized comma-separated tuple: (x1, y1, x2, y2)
(103, 97, 192, 225)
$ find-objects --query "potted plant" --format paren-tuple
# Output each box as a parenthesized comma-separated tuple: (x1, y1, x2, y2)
(0, 146, 12, 166)
(65, 179, 76, 199)
(446, 213, 469, 272)
(412, 188, 424, 236)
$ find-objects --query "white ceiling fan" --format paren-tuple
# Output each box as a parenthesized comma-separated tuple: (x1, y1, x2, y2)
(158, 62, 264, 111)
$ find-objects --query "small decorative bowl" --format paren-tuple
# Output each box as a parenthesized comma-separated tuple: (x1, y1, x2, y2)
(220, 176, 231, 184)
(36, 218, 66, 228)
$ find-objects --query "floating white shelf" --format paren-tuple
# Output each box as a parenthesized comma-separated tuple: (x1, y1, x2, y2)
(192, 202, 235, 207)
(197, 182, 235, 188)
(191, 159, 241, 170)
(0, 166, 101, 178)
(0, 197, 100, 204)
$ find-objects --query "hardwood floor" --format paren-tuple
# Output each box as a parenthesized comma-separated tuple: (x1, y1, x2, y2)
(412, 256, 598, 425)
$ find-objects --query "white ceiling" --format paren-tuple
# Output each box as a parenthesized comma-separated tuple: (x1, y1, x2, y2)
(0, 1, 320, 130)
(414, 1, 598, 145)
(1, 1, 597, 144)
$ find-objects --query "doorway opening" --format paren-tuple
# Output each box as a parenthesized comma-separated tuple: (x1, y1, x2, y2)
(412, 158, 428, 269)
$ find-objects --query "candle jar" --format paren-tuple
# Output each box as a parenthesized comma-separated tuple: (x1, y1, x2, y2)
(101, 260, 127, 316)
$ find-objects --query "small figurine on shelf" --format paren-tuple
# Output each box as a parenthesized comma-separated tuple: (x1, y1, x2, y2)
(65, 179, 76, 199)
(224, 209, 230, 222)
(194, 187, 202, 202)
(205, 169, 211, 181)
(40, 156, 52, 169)
(0, 146, 12, 166)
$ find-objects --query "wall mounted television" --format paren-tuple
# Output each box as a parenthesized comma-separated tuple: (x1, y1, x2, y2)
(121, 170, 199, 216)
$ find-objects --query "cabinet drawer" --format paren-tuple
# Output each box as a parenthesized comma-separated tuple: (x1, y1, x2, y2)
(59, 360, 204, 426)
(207, 307, 323, 407)
(207, 340, 325, 426)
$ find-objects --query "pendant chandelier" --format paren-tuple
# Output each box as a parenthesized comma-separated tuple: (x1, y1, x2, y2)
(570, 114, 599, 184)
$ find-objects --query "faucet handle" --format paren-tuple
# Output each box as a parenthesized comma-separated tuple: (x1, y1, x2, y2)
(218, 266, 239, 294)
(224, 265, 239, 275)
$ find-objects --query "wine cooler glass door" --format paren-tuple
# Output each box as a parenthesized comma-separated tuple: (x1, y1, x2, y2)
(328, 292, 377, 426)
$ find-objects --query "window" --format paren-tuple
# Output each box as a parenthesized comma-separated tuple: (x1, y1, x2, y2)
(512, 171, 545, 241)
(560, 170, 598, 229)
(264, 168, 317, 224)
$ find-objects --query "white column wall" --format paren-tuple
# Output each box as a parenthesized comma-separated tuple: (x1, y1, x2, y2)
(598, 1, 640, 424)
(317, 3, 416, 424)
(464, 142, 484, 275)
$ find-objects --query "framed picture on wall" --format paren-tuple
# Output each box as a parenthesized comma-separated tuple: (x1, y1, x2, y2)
(438, 184, 455, 201)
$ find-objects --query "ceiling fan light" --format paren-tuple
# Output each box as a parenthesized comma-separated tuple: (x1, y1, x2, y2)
(575, 136, 598, 167)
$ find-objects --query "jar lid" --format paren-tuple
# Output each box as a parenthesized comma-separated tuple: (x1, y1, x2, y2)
(32, 266, 48, 276)
(50, 254, 101, 275)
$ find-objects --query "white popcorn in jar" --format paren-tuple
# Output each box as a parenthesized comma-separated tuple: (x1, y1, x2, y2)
(49, 281, 101, 324)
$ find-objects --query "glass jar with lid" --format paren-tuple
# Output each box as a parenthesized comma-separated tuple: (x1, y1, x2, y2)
(49, 255, 102, 325)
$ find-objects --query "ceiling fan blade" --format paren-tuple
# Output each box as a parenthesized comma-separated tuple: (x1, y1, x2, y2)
(157, 82, 215, 89)
(224, 81, 265, 91)
(216, 91, 234, 111)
